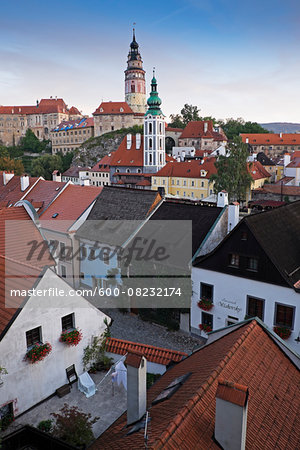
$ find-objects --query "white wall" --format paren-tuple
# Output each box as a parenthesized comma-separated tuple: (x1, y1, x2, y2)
(191, 268, 300, 354)
(0, 268, 110, 416)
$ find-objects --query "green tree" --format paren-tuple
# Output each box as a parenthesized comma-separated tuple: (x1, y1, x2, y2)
(169, 104, 218, 128)
(210, 136, 252, 202)
(168, 114, 185, 128)
(219, 118, 269, 140)
(0, 156, 24, 175)
(51, 404, 98, 448)
(31, 154, 63, 180)
(56, 151, 74, 173)
(18, 129, 51, 153)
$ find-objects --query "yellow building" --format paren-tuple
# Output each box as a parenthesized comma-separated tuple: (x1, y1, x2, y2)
(151, 159, 216, 200)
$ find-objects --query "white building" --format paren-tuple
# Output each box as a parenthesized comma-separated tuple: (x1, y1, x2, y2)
(191, 201, 300, 354)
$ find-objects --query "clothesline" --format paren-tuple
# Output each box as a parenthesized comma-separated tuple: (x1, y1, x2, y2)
(95, 353, 128, 389)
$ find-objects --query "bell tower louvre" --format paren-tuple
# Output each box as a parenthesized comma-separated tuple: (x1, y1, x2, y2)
(125, 28, 147, 114)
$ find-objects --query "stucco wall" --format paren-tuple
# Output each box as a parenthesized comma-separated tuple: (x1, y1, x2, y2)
(0, 268, 110, 417)
(191, 267, 300, 354)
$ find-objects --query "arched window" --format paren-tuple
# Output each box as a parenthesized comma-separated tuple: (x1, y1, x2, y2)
(149, 123, 152, 133)
(149, 138, 152, 149)
(159, 138, 162, 149)
(126, 169, 131, 173)
(159, 123, 162, 133)
(149, 154, 152, 164)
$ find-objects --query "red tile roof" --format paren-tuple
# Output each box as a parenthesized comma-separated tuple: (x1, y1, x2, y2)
(62, 166, 91, 178)
(93, 102, 134, 115)
(286, 157, 300, 168)
(0, 206, 55, 337)
(248, 161, 271, 180)
(106, 338, 187, 365)
(40, 184, 102, 232)
(241, 133, 300, 146)
(180, 121, 227, 141)
(254, 184, 300, 196)
(0, 98, 69, 115)
(68, 106, 81, 115)
(111, 135, 144, 167)
(166, 127, 184, 132)
(216, 379, 248, 407)
(91, 152, 116, 172)
(0, 172, 39, 205)
(92, 319, 300, 449)
(52, 117, 94, 132)
(126, 351, 144, 368)
(275, 176, 295, 185)
(22, 179, 67, 214)
(154, 158, 217, 179)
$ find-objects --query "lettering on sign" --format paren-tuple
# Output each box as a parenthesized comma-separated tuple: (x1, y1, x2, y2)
(218, 299, 242, 314)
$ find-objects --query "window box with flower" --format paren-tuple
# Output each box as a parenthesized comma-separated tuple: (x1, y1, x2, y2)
(199, 323, 212, 333)
(60, 329, 82, 347)
(273, 326, 291, 340)
(25, 342, 52, 364)
(197, 298, 214, 311)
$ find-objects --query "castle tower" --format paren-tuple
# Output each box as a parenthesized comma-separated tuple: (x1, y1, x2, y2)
(125, 29, 146, 114)
(143, 71, 166, 173)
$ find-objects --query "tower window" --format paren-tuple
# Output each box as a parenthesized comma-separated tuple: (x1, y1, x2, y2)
(160, 123, 162, 133)
(149, 154, 152, 164)
(149, 138, 152, 149)
(131, 84, 135, 93)
(149, 123, 152, 133)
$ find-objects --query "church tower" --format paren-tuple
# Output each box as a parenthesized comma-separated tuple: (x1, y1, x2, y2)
(125, 29, 146, 114)
(143, 71, 166, 173)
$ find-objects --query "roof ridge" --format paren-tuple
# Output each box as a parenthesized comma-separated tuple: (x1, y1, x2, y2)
(0, 254, 52, 272)
(107, 337, 187, 355)
(154, 320, 256, 448)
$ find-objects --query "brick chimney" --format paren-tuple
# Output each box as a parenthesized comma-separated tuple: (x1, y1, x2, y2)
(2, 171, 14, 186)
(228, 202, 239, 233)
(52, 170, 61, 182)
(215, 379, 249, 450)
(217, 191, 229, 208)
(20, 175, 30, 192)
(126, 352, 147, 426)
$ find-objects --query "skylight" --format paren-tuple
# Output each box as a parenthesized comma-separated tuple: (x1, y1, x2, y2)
(152, 372, 191, 405)
(52, 213, 59, 218)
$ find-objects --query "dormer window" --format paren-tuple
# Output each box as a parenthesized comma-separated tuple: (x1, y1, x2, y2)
(100, 108, 103, 112)
(120, 107, 124, 112)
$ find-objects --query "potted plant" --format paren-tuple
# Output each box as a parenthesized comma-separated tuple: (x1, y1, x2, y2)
(273, 326, 291, 340)
(25, 343, 52, 364)
(60, 329, 82, 347)
(199, 323, 212, 333)
(197, 298, 213, 311)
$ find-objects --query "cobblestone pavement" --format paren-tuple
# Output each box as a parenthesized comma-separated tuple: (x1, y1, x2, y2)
(105, 309, 205, 354)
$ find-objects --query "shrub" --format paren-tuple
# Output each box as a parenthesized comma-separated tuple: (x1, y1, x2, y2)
(37, 419, 52, 433)
(51, 404, 98, 448)
(25, 342, 52, 363)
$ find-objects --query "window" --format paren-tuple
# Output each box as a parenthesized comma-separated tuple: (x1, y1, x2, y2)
(81, 246, 87, 259)
(149, 123, 152, 133)
(247, 296, 264, 320)
(274, 303, 294, 328)
(191, 181, 194, 187)
(229, 253, 239, 267)
(183, 180, 186, 186)
(200, 283, 213, 301)
(62, 313, 74, 331)
(247, 257, 258, 272)
(61, 265, 66, 278)
(103, 249, 110, 265)
(177, 180, 180, 185)
(80, 272, 84, 279)
(26, 326, 41, 348)
(153, 179, 157, 185)
(226, 315, 239, 326)
(202, 312, 213, 328)
(60, 242, 66, 260)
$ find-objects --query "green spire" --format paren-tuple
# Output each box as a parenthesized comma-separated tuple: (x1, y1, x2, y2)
(145, 68, 163, 116)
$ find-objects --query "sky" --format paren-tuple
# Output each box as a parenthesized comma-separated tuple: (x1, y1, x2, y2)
(0, 0, 300, 123)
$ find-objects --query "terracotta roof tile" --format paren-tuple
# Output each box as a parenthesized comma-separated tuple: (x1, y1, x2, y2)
(216, 379, 248, 407)
(92, 320, 300, 449)
(241, 133, 300, 146)
(180, 121, 227, 141)
(106, 338, 187, 365)
(248, 161, 271, 180)
(22, 179, 67, 214)
(0, 172, 39, 205)
(111, 135, 144, 167)
(40, 184, 102, 232)
(91, 152, 116, 172)
(126, 351, 144, 368)
(154, 158, 217, 179)
(93, 102, 134, 115)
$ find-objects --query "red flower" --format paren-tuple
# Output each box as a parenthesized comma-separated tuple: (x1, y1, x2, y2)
(60, 329, 82, 346)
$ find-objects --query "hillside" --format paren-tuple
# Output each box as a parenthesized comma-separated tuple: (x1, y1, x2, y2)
(260, 122, 300, 133)
(72, 125, 143, 167)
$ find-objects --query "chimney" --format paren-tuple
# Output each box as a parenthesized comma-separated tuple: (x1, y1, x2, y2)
(245, 138, 249, 144)
(127, 133, 132, 150)
(126, 352, 147, 426)
(52, 170, 61, 182)
(191, 148, 195, 157)
(284, 153, 291, 167)
(136, 133, 141, 149)
(204, 122, 208, 133)
(20, 175, 30, 192)
(215, 379, 249, 450)
(228, 202, 239, 233)
(2, 171, 14, 186)
(182, 150, 186, 160)
(83, 178, 90, 186)
(280, 132, 283, 138)
(217, 191, 228, 207)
